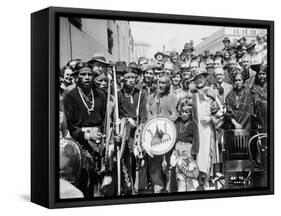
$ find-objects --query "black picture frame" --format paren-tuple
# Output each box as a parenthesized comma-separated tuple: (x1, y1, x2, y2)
(31, 6, 274, 209)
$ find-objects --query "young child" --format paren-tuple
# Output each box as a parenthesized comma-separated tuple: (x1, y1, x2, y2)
(170, 103, 199, 192)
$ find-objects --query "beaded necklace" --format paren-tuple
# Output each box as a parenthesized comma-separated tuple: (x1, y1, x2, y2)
(78, 87, 95, 115)
(124, 88, 134, 104)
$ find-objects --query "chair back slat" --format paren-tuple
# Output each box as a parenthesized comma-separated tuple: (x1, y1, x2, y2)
(222, 130, 252, 161)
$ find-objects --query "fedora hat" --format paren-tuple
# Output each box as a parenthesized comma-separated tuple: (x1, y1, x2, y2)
(247, 42, 256, 51)
(123, 69, 138, 79)
(259, 63, 267, 74)
(115, 61, 127, 74)
(142, 63, 162, 72)
(203, 50, 211, 58)
(191, 67, 208, 81)
(154, 51, 165, 59)
(250, 64, 261, 73)
(214, 51, 223, 59)
(128, 61, 142, 74)
(183, 42, 194, 51)
(206, 59, 214, 68)
(238, 36, 246, 43)
(223, 37, 230, 43)
(164, 51, 171, 57)
(88, 53, 109, 65)
(227, 43, 237, 51)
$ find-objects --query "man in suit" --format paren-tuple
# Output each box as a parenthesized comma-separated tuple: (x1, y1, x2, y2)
(241, 54, 256, 89)
(224, 57, 241, 85)
(214, 67, 233, 105)
(222, 37, 231, 55)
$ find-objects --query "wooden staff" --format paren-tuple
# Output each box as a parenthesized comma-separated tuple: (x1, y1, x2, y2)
(113, 65, 121, 196)
(100, 73, 113, 194)
(134, 88, 142, 193)
(156, 78, 160, 115)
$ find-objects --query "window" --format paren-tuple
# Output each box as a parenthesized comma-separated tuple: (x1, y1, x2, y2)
(107, 21, 114, 54)
(117, 25, 120, 60)
(68, 17, 82, 30)
(233, 29, 239, 35)
(107, 28, 113, 54)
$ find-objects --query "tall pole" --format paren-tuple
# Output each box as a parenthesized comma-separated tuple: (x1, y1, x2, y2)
(113, 65, 121, 196)
(156, 78, 160, 115)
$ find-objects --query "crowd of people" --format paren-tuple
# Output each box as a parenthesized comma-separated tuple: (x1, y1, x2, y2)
(59, 32, 268, 199)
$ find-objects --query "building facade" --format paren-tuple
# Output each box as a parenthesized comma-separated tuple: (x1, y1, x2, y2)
(195, 27, 267, 55)
(132, 41, 152, 62)
(60, 17, 134, 68)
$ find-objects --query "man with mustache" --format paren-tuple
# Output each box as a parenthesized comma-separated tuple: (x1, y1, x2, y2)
(147, 75, 178, 193)
(214, 67, 233, 105)
(63, 62, 107, 197)
(147, 75, 178, 119)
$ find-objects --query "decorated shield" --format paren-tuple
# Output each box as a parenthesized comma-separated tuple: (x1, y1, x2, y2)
(141, 116, 177, 156)
(60, 138, 82, 186)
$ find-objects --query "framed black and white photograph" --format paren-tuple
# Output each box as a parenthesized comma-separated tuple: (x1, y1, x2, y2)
(31, 6, 274, 208)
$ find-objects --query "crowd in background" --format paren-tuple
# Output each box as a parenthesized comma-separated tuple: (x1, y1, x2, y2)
(59, 32, 268, 198)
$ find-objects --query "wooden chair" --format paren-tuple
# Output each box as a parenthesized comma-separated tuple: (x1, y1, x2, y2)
(248, 133, 268, 187)
(221, 129, 256, 189)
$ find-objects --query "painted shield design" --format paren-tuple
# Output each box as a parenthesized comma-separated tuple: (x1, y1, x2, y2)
(141, 116, 177, 156)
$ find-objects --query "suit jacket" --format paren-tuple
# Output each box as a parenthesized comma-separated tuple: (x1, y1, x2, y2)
(243, 68, 256, 89)
(215, 82, 233, 104)
(224, 68, 240, 85)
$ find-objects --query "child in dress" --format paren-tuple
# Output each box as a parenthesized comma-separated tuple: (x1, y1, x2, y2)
(170, 103, 199, 192)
